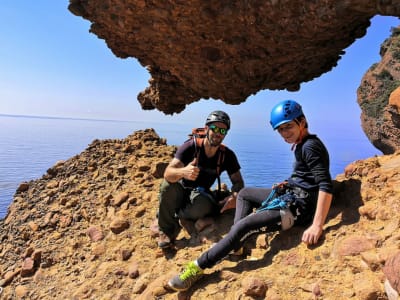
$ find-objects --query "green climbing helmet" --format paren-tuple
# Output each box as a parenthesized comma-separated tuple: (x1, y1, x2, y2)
(270, 100, 304, 130)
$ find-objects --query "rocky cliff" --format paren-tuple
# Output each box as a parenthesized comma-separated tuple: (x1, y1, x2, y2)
(0, 129, 399, 300)
(358, 27, 400, 155)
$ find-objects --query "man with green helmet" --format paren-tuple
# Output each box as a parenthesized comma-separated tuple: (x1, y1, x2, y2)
(156, 110, 245, 249)
(167, 100, 333, 292)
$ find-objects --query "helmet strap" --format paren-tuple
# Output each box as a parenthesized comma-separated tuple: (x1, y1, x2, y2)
(205, 126, 223, 148)
(205, 126, 215, 146)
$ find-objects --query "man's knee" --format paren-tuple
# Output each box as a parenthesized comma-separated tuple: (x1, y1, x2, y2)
(159, 180, 184, 204)
(158, 180, 185, 223)
(178, 197, 215, 220)
(159, 180, 180, 195)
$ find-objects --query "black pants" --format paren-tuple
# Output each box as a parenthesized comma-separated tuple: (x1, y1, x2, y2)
(197, 184, 321, 269)
(197, 187, 283, 269)
(157, 179, 218, 239)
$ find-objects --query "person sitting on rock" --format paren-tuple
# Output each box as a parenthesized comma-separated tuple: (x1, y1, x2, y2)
(167, 100, 333, 291)
(156, 110, 245, 249)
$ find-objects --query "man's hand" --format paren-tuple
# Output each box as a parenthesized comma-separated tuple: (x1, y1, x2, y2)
(219, 194, 236, 213)
(182, 158, 200, 181)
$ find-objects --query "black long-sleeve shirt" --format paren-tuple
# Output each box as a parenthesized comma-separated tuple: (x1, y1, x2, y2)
(288, 134, 333, 194)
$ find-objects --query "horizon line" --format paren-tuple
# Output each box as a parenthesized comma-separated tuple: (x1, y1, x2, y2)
(0, 113, 145, 124)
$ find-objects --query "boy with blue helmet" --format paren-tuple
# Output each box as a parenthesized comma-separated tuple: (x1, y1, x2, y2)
(270, 99, 304, 129)
(167, 100, 333, 292)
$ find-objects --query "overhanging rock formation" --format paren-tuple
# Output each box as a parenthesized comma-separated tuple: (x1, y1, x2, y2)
(68, 0, 400, 115)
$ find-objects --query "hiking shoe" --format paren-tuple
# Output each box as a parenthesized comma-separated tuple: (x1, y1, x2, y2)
(157, 232, 172, 249)
(168, 261, 203, 291)
(149, 218, 160, 238)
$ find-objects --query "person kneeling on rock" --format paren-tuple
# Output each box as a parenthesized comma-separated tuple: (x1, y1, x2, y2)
(155, 110, 244, 249)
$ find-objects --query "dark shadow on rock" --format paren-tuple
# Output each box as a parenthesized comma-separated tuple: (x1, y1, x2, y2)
(161, 247, 178, 260)
(160, 209, 236, 259)
(325, 178, 363, 234)
(177, 209, 235, 248)
(220, 226, 305, 274)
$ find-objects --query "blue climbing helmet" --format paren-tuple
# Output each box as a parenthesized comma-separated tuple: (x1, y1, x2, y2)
(270, 100, 304, 130)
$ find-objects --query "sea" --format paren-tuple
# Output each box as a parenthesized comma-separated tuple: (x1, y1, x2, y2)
(0, 114, 381, 219)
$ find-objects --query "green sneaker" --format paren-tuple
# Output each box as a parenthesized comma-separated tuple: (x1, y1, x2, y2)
(168, 261, 203, 291)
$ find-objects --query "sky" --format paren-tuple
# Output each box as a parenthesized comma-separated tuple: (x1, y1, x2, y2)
(1, 1, 400, 131)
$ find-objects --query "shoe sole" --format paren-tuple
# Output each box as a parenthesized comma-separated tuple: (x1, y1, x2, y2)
(167, 280, 189, 292)
(158, 242, 172, 249)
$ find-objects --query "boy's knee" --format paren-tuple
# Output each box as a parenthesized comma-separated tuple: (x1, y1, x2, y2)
(280, 209, 295, 230)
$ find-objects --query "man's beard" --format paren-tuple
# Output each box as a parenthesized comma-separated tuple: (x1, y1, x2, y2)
(208, 135, 222, 147)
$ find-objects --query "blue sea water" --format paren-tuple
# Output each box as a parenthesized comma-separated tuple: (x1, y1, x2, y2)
(0, 115, 381, 219)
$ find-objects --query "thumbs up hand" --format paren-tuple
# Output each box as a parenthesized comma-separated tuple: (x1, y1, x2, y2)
(190, 157, 198, 166)
(183, 158, 200, 181)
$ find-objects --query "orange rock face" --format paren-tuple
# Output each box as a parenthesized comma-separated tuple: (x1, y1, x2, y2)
(389, 86, 400, 109)
(358, 28, 400, 154)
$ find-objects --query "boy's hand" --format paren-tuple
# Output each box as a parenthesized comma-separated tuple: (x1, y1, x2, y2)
(302, 224, 323, 245)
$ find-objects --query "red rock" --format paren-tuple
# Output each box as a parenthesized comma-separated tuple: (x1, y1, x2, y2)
(242, 277, 268, 298)
(334, 236, 375, 257)
(20, 258, 35, 277)
(110, 218, 130, 234)
(86, 226, 105, 242)
(383, 251, 400, 293)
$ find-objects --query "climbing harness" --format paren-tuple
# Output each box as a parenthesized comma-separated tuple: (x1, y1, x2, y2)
(256, 182, 308, 212)
(192, 186, 219, 205)
(256, 182, 288, 212)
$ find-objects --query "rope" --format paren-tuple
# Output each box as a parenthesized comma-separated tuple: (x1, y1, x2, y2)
(256, 182, 297, 212)
(256, 189, 278, 212)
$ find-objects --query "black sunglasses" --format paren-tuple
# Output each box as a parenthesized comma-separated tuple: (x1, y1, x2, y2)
(209, 124, 228, 135)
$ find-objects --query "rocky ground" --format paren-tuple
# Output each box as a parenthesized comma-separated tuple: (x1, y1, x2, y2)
(0, 129, 399, 300)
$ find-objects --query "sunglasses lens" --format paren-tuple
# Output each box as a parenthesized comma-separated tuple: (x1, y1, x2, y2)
(209, 125, 227, 135)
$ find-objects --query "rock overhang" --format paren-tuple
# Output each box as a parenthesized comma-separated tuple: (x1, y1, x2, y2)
(68, 0, 400, 114)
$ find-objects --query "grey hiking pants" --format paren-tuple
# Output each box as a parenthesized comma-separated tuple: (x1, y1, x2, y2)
(197, 187, 297, 269)
(157, 179, 218, 239)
